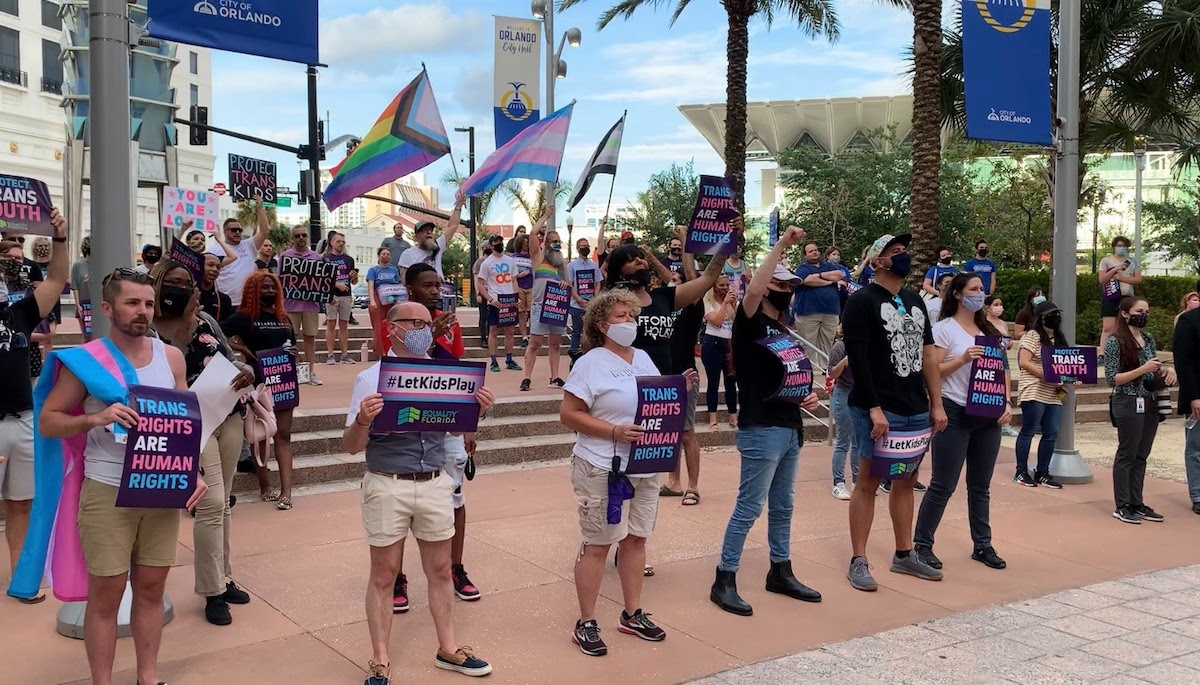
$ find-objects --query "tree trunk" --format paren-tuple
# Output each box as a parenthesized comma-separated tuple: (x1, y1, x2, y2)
(723, 4, 751, 212)
(908, 0, 943, 285)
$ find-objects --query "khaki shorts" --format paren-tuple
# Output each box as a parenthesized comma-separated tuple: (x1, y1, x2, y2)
(518, 288, 532, 313)
(0, 412, 35, 501)
(571, 457, 659, 546)
(287, 311, 319, 337)
(326, 295, 353, 322)
(361, 470, 455, 547)
(78, 478, 180, 577)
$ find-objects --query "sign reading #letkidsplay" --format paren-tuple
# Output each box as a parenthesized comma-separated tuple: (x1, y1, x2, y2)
(870, 426, 932, 480)
(372, 357, 487, 434)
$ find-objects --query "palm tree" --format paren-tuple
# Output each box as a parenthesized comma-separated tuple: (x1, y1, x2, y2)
(501, 180, 573, 227)
(559, 0, 839, 210)
(440, 169, 503, 238)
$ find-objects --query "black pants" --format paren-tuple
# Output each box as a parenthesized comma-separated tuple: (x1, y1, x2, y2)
(477, 298, 490, 346)
(915, 398, 1002, 550)
(1111, 394, 1159, 510)
(700, 334, 737, 415)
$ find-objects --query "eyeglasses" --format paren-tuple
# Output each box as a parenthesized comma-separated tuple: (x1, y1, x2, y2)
(227, 227, 244, 234)
(102, 267, 152, 286)
(292, 233, 307, 239)
(389, 318, 430, 329)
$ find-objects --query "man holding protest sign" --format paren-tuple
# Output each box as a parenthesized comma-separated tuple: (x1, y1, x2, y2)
(345, 301, 496, 681)
(280, 226, 326, 385)
(567, 237, 598, 358)
(842, 233, 947, 592)
(29, 267, 208, 685)
(522, 209, 570, 391)
(324, 232, 359, 365)
(476, 233, 522, 373)
(207, 193, 270, 307)
(711, 225, 822, 617)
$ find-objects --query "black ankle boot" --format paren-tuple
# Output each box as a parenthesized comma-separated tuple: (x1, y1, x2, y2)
(710, 568, 753, 616)
(765, 560, 822, 602)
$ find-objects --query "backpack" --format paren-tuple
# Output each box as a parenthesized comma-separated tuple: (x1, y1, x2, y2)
(243, 384, 278, 466)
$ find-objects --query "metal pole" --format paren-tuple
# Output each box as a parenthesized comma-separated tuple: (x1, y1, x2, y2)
(543, 4, 556, 235)
(1134, 150, 1145, 266)
(468, 127, 478, 301)
(1048, 0, 1092, 484)
(307, 65, 323, 249)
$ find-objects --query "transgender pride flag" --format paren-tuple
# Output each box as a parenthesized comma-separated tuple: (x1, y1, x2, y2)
(458, 101, 575, 200)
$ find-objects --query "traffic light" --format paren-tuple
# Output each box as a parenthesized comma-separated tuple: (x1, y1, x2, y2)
(189, 105, 208, 146)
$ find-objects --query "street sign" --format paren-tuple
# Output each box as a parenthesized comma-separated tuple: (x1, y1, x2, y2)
(274, 197, 293, 208)
(212, 183, 227, 196)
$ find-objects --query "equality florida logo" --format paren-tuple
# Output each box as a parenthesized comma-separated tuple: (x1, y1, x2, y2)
(395, 406, 463, 426)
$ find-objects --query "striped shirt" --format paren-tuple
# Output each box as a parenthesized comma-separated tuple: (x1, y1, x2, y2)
(1017, 331, 1062, 405)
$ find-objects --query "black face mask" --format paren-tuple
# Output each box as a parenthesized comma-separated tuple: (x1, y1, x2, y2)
(977, 249, 989, 258)
(886, 252, 913, 278)
(616, 268, 652, 290)
(159, 285, 192, 317)
(261, 294, 277, 307)
(1042, 314, 1062, 330)
(578, 246, 590, 258)
(939, 256, 952, 265)
(765, 289, 792, 312)
(1127, 312, 1149, 329)
(669, 248, 682, 257)
(144, 252, 162, 266)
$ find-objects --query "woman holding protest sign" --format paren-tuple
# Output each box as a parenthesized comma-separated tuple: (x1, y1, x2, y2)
(522, 210, 569, 391)
(150, 260, 257, 625)
(913, 273, 1011, 573)
(560, 289, 697, 656)
(701, 274, 737, 430)
(220, 271, 298, 510)
(1014, 300, 1071, 488)
(710, 225, 822, 617)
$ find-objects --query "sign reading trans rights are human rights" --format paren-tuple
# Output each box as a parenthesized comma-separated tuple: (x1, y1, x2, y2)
(685, 175, 739, 256)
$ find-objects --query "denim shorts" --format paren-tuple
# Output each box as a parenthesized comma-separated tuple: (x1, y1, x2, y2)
(849, 406, 931, 461)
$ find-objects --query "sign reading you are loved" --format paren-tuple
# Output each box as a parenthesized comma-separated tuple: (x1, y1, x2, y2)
(162, 186, 219, 233)
(115, 385, 202, 509)
(625, 375, 687, 475)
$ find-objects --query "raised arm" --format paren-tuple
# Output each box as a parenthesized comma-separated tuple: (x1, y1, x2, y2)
(33, 209, 69, 319)
(250, 194, 269, 250)
(529, 206, 551, 268)
(676, 227, 699, 283)
(596, 217, 607, 260)
(744, 224, 804, 317)
(212, 228, 236, 267)
(441, 196, 467, 247)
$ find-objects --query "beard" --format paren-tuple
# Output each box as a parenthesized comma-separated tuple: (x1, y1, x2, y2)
(419, 236, 438, 252)
(546, 250, 565, 268)
(113, 311, 151, 337)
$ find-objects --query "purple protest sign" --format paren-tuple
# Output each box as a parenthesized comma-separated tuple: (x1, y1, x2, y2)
(0, 174, 54, 235)
(684, 175, 738, 256)
(575, 268, 596, 300)
(625, 375, 687, 475)
(372, 356, 487, 434)
(114, 385, 202, 508)
(257, 347, 299, 410)
(869, 426, 932, 480)
(757, 334, 813, 403)
(966, 335, 1007, 419)
(79, 300, 93, 341)
(169, 238, 205, 288)
(1041, 346, 1098, 385)
(539, 281, 570, 326)
(495, 292, 518, 327)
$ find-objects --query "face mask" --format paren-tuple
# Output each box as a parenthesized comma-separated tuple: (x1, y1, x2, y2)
(962, 293, 986, 312)
(977, 249, 988, 258)
(990, 305, 1004, 317)
(828, 254, 840, 264)
(669, 248, 682, 257)
(766, 288, 793, 312)
(1115, 246, 1128, 257)
(1, 259, 22, 282)
(603, 321, 638, 347)
(144, 252, 161, 265)
(628, 268, 651, 288)
(1127, 312, 1149, 329)
(939, 256, 952, 265)
(159, 285, 192, 317)
(885, 252, 912, 278)
(1032, 295, 1047, 306)
(1189, 300, 1200, 310)
(549, 242, 561, 252)
(578, 246, 590, 258)
(483, 248, 493, 256)
(260, 294, 277, 307)
(1043, 314, 1062, 329)
(402, 326, 435, 356)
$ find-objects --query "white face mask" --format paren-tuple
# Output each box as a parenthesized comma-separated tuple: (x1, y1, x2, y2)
(603, 321, 638, 347)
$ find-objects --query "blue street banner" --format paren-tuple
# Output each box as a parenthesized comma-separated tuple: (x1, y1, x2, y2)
(962, 0, 1052, 145)
(493, 16, 542, 148)
(148, 1, 319, 65)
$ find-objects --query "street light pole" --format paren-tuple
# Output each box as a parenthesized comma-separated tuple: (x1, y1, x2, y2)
(1133, 138, 1147, 266)
(1049, 0, 1092, 484)
(543, 0, 556, 236)
(306, 65, 323, 249)
(455, 126, 478, 301)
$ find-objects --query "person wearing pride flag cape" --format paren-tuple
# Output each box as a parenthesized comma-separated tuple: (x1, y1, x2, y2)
(14, 267, 208, 685)
(345, 302, 496, 683)
(710, 226, 822, 617)
(522, 206, 569, 391)
(913, 273, 1011, 573)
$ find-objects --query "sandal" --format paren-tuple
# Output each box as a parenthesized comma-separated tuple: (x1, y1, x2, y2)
(659, 485, 683, 497)
(17, 593, 47, 605)
(682, 489, 700, 506)
(643, 565, 655, 577)
(276, 496, 293, 511)
(260, 491, 279, 502)
(708, 420, 718, 430)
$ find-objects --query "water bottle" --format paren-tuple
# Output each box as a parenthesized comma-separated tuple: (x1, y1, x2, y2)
(360, 342, 369, 363)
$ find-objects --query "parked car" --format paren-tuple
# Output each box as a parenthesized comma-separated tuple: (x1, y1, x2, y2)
(352, 283, 369, 309)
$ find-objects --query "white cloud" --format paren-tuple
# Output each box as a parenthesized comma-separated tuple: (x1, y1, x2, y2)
(584, 32, 728, 103)
(320, 5, 488, 66)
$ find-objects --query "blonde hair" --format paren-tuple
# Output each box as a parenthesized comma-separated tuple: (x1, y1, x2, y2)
(582, 289, 641, 352)
(1180, 291, 1200, 314)
(703, 274, 733, 320)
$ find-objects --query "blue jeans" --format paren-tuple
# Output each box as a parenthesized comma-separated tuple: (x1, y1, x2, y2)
(718, 426, 802, 572)
(569, 307, 584, 355)
(849, 406, 931, 471)
(1015, 401, 1061, 475)
(700, 334, 737, 414)
(1186, 421, 1200, 504)
(830, 385, 859, 485)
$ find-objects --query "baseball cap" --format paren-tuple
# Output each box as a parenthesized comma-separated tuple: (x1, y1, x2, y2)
(141, 243, 161, 256)
(413, 221, 436, 234)
(1034, 300, 1062, 318)
(865, 233, 911, 263)
(771, 263, 802, 283)
(620, 230, 635, 240)
(185, 228, 205, 241)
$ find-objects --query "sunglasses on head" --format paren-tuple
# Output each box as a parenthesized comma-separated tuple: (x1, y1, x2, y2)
(102, 267, 152, 286)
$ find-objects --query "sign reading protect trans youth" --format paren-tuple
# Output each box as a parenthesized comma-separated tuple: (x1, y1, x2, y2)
(0, 174, 54, 235)
(372, 356, 487, 434)
(685, 175, 738, 256)
(148, 0, 319, 66)
(279, 255, 337, 304)
(962, 0, 1052, 145)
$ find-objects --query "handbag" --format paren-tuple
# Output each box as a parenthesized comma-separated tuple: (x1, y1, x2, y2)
(243, 384, 278, 466)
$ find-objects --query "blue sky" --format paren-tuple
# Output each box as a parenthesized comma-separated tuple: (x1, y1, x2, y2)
(211, 0, 914, 223)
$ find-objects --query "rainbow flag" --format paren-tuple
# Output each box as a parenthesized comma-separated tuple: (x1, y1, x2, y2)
(458, 102, 574, 200)
(323, 70, 450, 211)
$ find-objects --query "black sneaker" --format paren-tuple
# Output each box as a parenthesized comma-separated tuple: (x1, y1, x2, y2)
(452, 564, 481, 601)
(879, 481, 892, 494)
(572, 619, 608, 656)
(519, 378, 531, 392)
(393, 574, 409, 614)
(205, 596, 231, 626)
(915, 544, 942, 570)
(971, 546, 1007, 569)
(1035, 471, 1063, 489)
(1014, 470, 1037, 487)
(222, 580, 250, 604)
(549, 377, 565, 389)
(1113, 506, 1142, 524)
(913, 480, 927, 492)
(1136, 505, 1164, 523)
(1193, 502, 1200, 515)
(364, 660, 389, 685)
(618, 608, 666, 641)
(435, 647, 492, 677)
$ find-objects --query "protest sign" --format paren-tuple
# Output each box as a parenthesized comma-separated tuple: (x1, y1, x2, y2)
(1042, 346, 1098, 385)
(114, 385, 202, 508)
(495, 292, 518, 327)
(372, 356, 487, 434)
(440, 282, 457, 313)
(161, 186, 219, 234)
(870, 426, 932, 480)
(78, 300, 92, 339)
(279, 255, 337, 304)
(0, 174, 54, 235)
(375, 283, 408, 306)
(539, 281, 570, 326)
(768, 207, 779, 247)
(257, 347, 299, 410)
(228, 154, 277, 203)
(684, 175, 738, 256)
(575, 268, 596, 301)
(966, 335, 1007, 419)
(625, 375, 687, 475)
(169, 239, 204, 287)
(757, 334, 813, 402)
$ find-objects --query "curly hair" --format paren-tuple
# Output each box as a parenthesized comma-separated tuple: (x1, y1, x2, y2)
(238, 271, 288, 322)
(581, 289, 641, 352)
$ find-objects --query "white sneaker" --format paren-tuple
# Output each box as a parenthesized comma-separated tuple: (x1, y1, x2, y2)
(325, 356, 336, 365)
(832, 482, 851, 500)
(309, 372, 323, 386)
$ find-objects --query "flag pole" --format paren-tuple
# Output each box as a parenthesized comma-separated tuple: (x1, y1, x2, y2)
(601, 111, 626, 223)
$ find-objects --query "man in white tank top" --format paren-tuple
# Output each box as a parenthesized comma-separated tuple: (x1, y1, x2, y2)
(39, 269, 206, 685)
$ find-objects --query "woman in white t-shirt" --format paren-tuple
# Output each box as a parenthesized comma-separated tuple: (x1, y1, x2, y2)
(560, 289, 696, 656)
(701, 275, 737, 430)
(913, 273, 1012, 574)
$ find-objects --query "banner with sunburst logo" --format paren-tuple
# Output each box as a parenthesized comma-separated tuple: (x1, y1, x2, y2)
(494, 16, 543, 148)
(962, 0, 1052, 145)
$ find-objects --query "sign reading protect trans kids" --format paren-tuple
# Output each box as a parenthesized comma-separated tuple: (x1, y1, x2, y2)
(372, 356, 487, 434)
(148, 0, 318, 65)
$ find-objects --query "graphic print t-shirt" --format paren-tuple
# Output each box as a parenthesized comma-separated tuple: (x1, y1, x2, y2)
(633, 286, 676, 374)
(220, 312, 294, 383)
(479, 253, 516, 300)
(324, 253, 356, 295)
(0, 296, 41, 413)
(841, 283, 933, 415)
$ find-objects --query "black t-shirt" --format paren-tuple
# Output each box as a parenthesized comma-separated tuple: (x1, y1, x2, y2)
(733, 301, 803, 429)
(633, 286, 677, 374)
(0, 296, 43, 413)
(841, 283, 933, 415)
(199, 286, 232, 322)
(220, 312, 294, 382)
(669, 301, 703, 374)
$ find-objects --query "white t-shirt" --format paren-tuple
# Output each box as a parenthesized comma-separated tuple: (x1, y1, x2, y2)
(397, 234, 447, 277)
(926, 296, 944, 324)
(207, 239, 259, 306)
(703, 299, 733, 339)
(562, 346, 661, 477)
(932, 317, 979, 406)
(478, 253, 516, 300)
